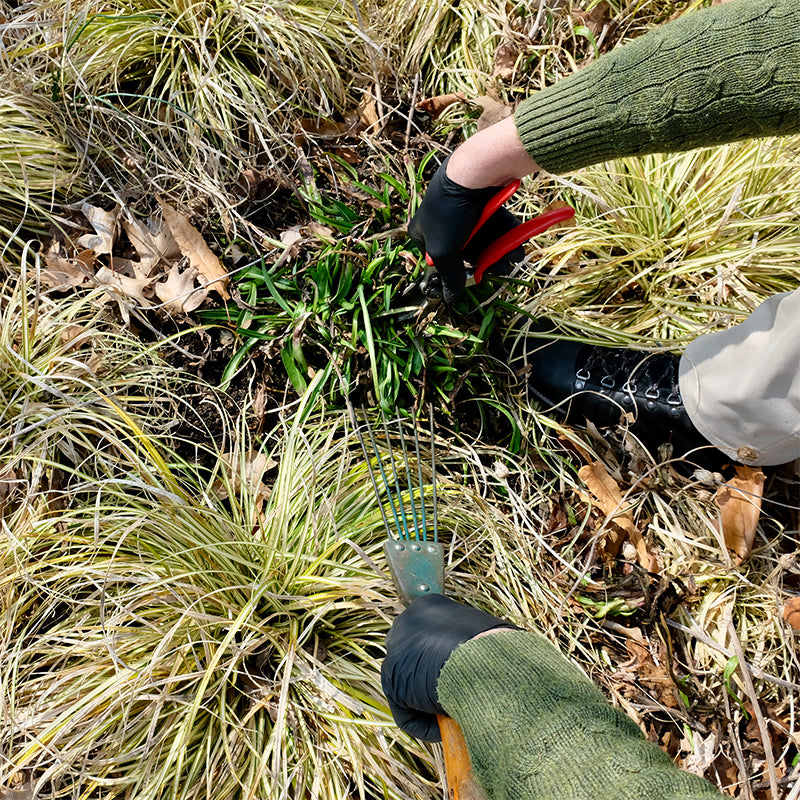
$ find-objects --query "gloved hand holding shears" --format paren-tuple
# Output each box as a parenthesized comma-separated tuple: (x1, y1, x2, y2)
(408, 155, 575, 304)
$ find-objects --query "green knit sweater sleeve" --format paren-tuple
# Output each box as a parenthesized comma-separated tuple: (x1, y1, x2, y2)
(514, 0, 800, 174)
(437, 631, 723, 800)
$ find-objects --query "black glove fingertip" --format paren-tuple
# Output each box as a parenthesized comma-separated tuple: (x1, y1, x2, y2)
(390, 706, 443, 743)
(438, 267, 467, 305)
(407, 213, 425, 252)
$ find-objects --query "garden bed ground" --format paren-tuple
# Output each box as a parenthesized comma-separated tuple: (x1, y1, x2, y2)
(2, 1, 800, 798)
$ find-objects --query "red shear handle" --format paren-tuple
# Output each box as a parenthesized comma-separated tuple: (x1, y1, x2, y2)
(463, 179, 521, 250)
(425, 180, 521, 268)
(473, 206, 575, 284)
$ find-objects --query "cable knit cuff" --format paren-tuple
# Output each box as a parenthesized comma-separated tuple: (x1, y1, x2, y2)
(514, 0, 800, 175)
(437, 631, 724, 800)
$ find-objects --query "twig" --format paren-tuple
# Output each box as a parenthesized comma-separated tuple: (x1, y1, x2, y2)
(404, 73, 420, 150)
(784, 765, 800, 800)
(752, 770, 800, 792)
(722, 688, 754, 800)
(530, 0, 548, 41)
(727, 619, 779, 799)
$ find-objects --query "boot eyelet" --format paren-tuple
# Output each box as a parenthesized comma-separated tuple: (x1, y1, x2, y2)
(622, 381, 636, 394)
(669, 407, 680, 417)
(645, 386, 660, 400)
(646, 400, 656, 409)
(575, 381, 585, 390)
(576, 368, 590, 381)
(622, 395, 633, 404)
(667, 391, 681, 406)
(601, 375, 615, 389)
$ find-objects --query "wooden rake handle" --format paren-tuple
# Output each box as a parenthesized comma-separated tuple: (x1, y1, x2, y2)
(437, 715, 488, 800)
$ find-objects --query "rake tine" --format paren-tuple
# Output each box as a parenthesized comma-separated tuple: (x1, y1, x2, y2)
(352, 410, 393, 538)
(429, 404, 438, 543)
(411, 413, 427, 542)
(395, 412, 422, 542)
(353, 404, 405, 540)
(379, 406, 412, 539)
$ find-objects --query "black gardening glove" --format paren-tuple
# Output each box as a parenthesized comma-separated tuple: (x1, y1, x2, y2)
(408, 156, 524, 304)
(381, 594, 518, 742)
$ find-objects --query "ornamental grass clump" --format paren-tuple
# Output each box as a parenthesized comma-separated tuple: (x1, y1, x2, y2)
(58, 0, 361, 133)
(0, 398, 436, 800)
(0, 89, 83, 250)
(0, 254, 184, 511)
(509, 135, 800, 348)
(376, 0, 508, 97)
(41, 0, 370, 209)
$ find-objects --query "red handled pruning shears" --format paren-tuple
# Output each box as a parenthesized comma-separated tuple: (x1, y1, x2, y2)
(394, 182, 575, 322)
(425, 179, 575, 286)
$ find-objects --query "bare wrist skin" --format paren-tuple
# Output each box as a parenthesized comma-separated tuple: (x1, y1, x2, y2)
(446, 117, 540, 188)
(471, 626, 516, 641)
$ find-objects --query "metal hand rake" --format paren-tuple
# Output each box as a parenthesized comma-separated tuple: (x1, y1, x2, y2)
(354, 407, 486, 800)
(356, 407, 443, 606)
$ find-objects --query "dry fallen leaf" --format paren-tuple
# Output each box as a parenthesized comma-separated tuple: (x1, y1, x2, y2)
(713, 465, 765, 563)
(681, 731, 718, 775)
(571, 2, 611, 36)
(306, 222, 334, 242)
(60, 324, 93, 352)
(93, 267, 153, 324)
(472, 96, 512, 131)
(77, 203, 119, 255)
(357, 95, 379, 130)
(416, 93, 466, 118)
(334, 147, 361, 166)
(42, 241, 94, 289)
(0, 468, 18, 508)
(158, 200, 230, 300)
(615, 637, 678, 709)
(122, 213, 181, 279)
(296, 117, 349, 138)
(557, 431, 593, 465)
(213, 450, 276, 513)
(492, 42, 519, 81)
(783, 597, 800, 631)
(578, 461, 659, 572)
(154, 264, 207, 315)
(242, 168, 281, 200)
(280, 227, 304, 248)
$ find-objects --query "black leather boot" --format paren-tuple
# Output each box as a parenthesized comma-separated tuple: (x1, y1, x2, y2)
(507, 321, 731, 472)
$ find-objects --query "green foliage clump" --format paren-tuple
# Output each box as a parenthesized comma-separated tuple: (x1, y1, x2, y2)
(202, 155, 506, 412)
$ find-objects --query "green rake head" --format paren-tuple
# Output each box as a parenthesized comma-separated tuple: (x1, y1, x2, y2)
(355, 407, 444, 607)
